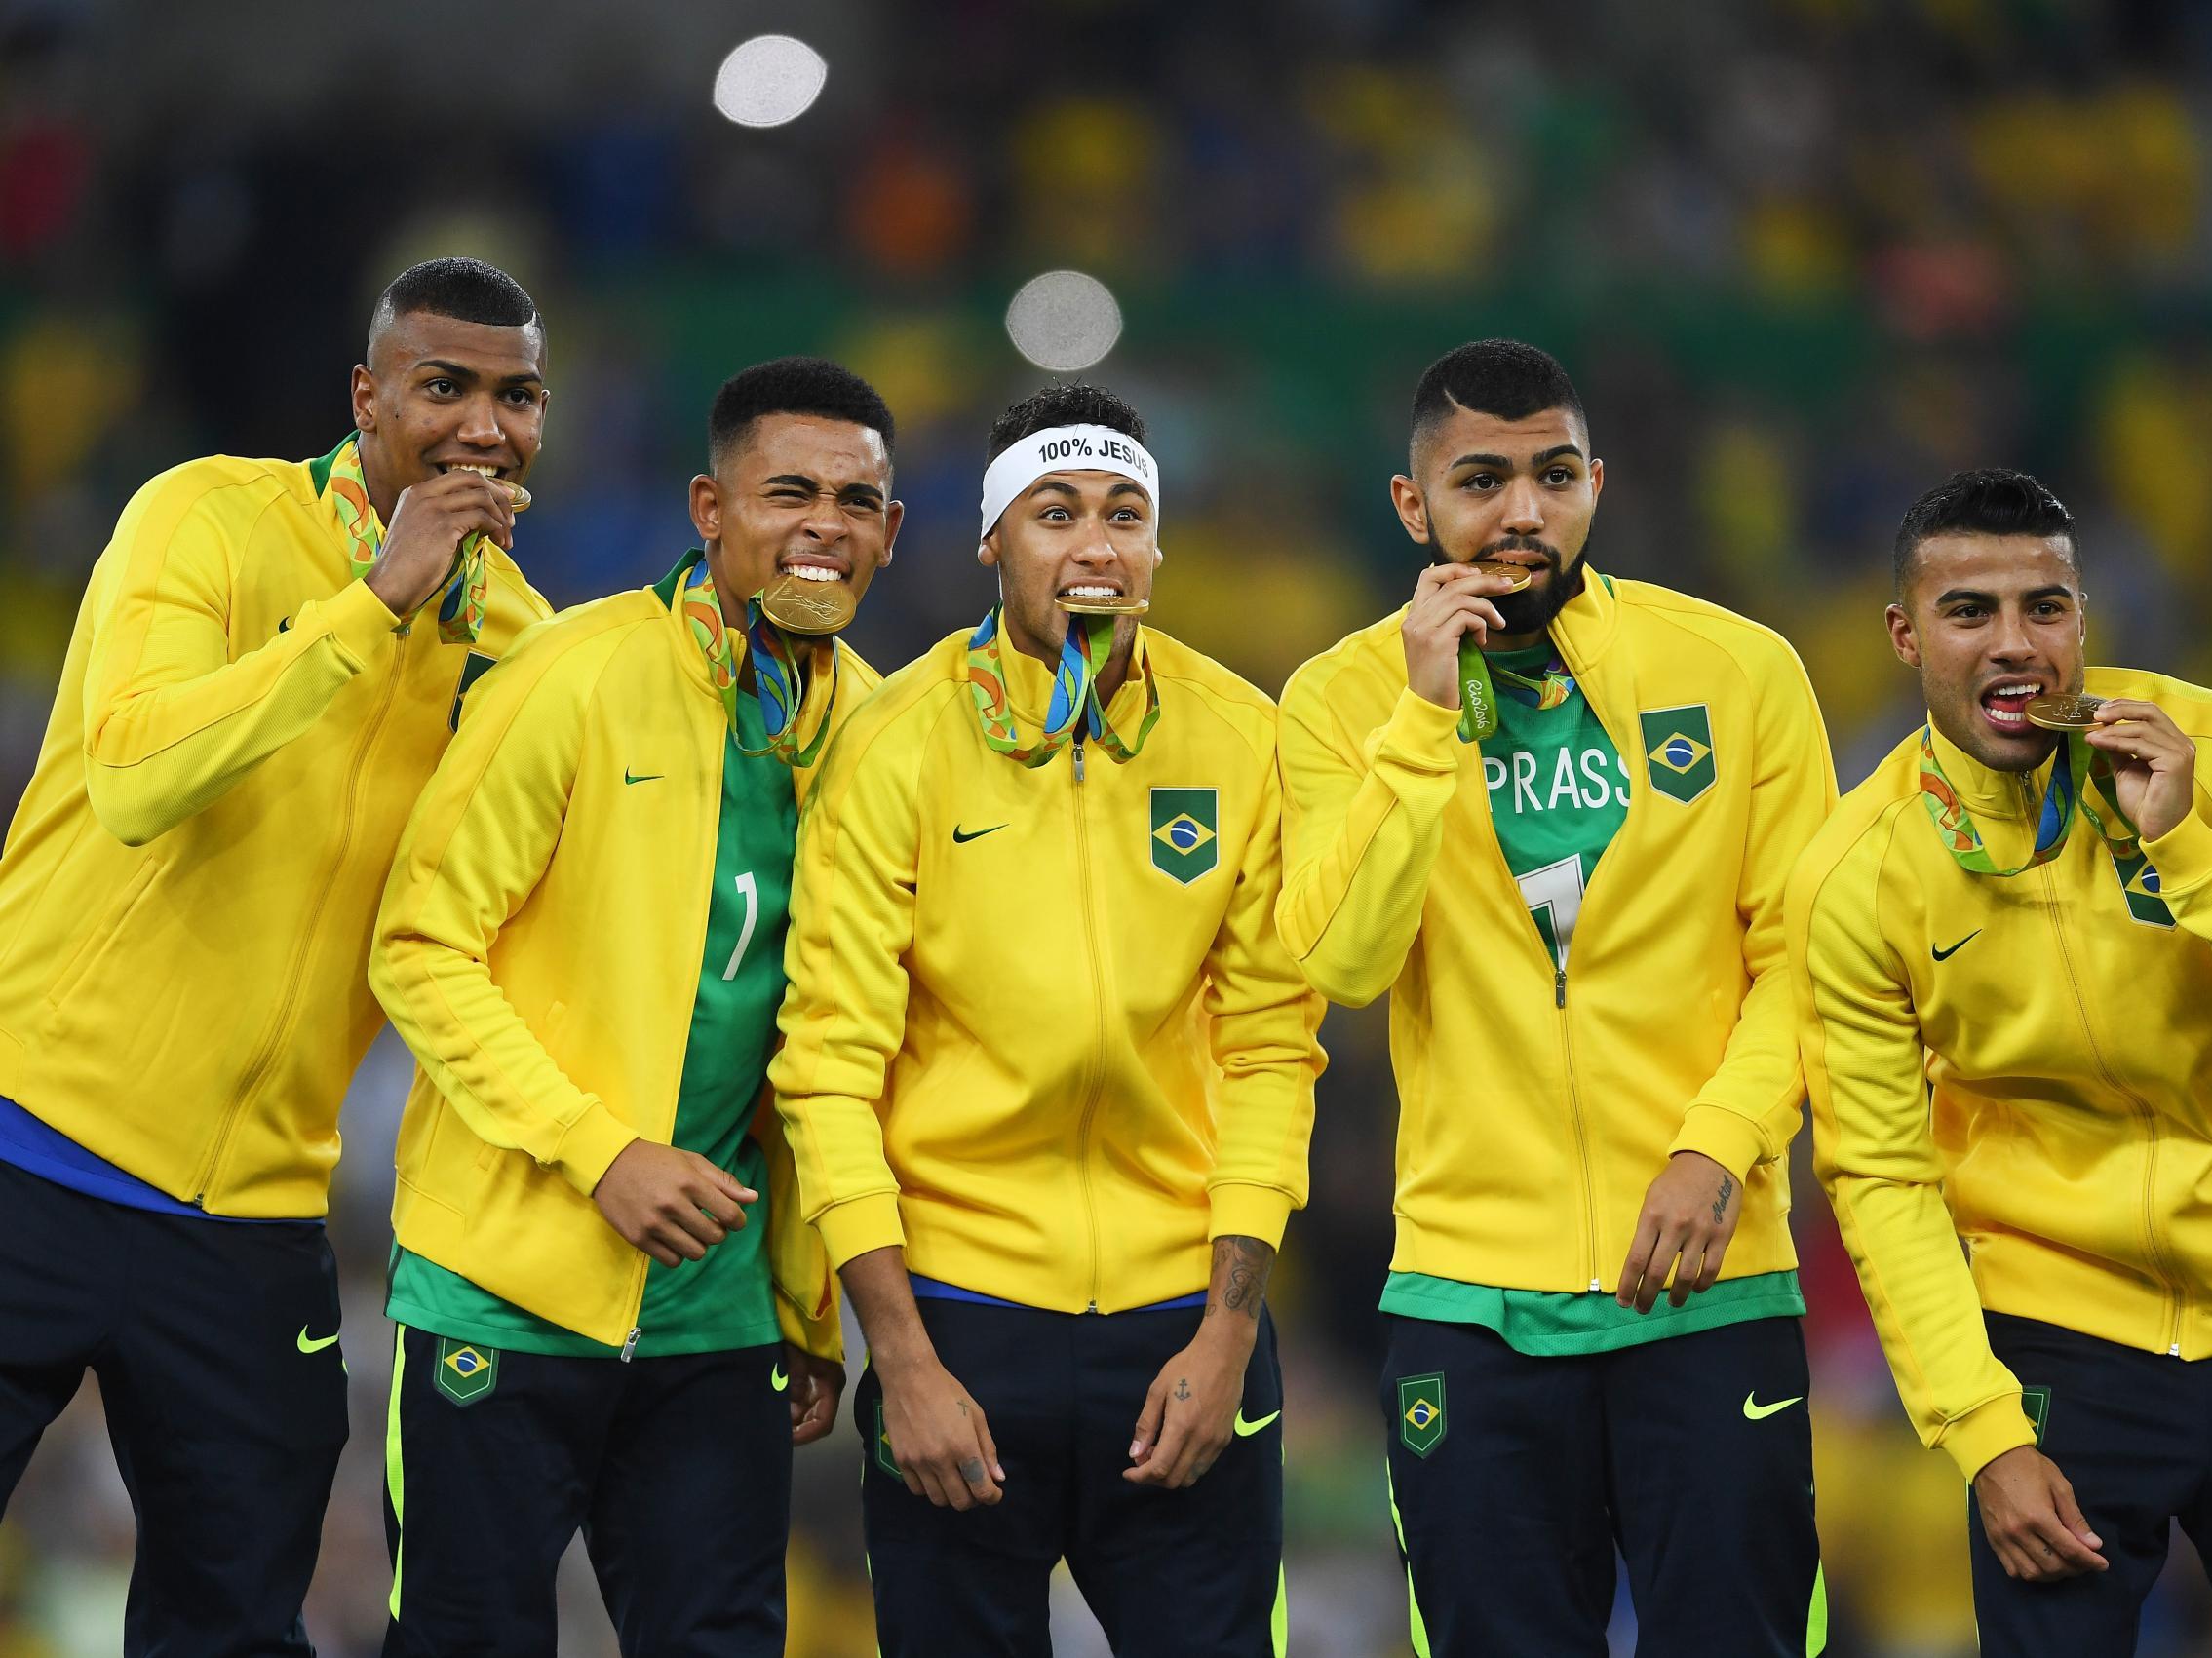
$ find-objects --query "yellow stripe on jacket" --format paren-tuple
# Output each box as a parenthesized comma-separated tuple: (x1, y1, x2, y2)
(372, 587, 873, 1356)
(0, 453, 549, 1216)
(770, 627, 1325, 1312)
(1790, 667, 2212, 1480)
(1276, 571, 1835, 1294)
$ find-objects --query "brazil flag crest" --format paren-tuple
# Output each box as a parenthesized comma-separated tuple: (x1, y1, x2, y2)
(1150, 788, 1219, 885)
(1398, 1372, 1446, 1457)
(1640, 704, 1718, 805)
(2110, 848, 2176, 928)
(434, 1337, 498, 1407)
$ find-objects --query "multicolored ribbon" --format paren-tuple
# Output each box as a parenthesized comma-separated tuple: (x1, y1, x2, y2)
(1456, 643, 1576, 742)
(1918, 725, 2140, 876)
(678, 556, 837, 766)
(325, 436, 487, 644)
(966, 608, 1160, 767)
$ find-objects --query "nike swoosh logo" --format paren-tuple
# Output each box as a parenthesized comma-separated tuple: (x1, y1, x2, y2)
(624, 770, 665, 786)
(1932, 930, 1981, 962)
(1233, 1408, 1281, 1437)
(1742, 1392, 1803, 1420)
(951, 824, 1006, 844)
(296, 1327, 340, 1355)
(277, 616, 291, 634)
(771, 1365, 789, 1394)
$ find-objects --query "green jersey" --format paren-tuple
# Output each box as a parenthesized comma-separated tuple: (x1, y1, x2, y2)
(389, 691, 796, 1358)
(1381, 642, 1804, 1353)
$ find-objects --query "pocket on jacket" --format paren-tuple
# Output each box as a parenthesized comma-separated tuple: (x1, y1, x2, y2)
(43, 858, 162, 1017)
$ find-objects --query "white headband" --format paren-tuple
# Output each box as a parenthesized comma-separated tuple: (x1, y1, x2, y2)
(979, 424, 1161, 538)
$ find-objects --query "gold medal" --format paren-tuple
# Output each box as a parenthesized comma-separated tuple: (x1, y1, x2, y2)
(507, 482, 531, 512)
(2026, 693, 2105, 731)
(1472, 560, 1532, 593)
(1055, 595, 1149, 616)
(758, 571, 856, 636)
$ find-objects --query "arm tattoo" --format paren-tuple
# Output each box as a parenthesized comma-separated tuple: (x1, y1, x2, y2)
(1205, 1235, 1275, 1322)
(1174, 1376, 1191, 1401)
(1712, 1176, 1734, 1226)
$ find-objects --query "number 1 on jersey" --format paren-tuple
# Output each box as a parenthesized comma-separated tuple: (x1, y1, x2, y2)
(721, 871, 758, 981)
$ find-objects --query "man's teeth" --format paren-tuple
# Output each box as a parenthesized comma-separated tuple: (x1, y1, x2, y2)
(447, 463, 501, 478)
(1063, 585, 1120, 598)
(781, 564, 840, 582)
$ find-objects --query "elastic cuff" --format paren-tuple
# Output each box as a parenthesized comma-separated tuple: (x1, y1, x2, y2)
(2144, 790, 2212, 898)
(315, 576, 404, 660)
(1667, 1103, 1769, 1180)
(1942, 1393, 2038, 1483)
(816, 1192, 907, 1270)
(1375, 686, 1465, 771)
(549, 1099, 638, 1197)
(1207, 1184, 1296, 1251)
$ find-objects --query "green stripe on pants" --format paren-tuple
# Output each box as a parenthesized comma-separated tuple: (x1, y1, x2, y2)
(1385, 1461, 1431, 1658)
(386, 1324, 407, 1619)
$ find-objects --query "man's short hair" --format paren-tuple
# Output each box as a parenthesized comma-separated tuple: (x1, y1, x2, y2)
(1893, 468, 2077, 593)
(1410, 340, 1587, 462)
(371, 257, 539, 339)
(987, 382, 1147, 464)
(709, 357, 896, 471)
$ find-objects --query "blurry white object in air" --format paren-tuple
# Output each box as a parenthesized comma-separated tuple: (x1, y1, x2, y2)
(712, 35, 829, 128)
(1005, 271, 1123, 373)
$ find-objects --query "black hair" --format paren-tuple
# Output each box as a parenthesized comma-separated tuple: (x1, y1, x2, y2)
(1893, 468, 2077, 592)
(709, 356, 896, 470)
(986, 382, 1147, 463)
(1410, 339, 1587, 461)
(370, 256, 539, 339)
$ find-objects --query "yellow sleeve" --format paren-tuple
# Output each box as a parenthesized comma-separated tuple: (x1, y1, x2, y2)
(1201, 723, 1327, 1248)
(83, 469, 400, 846)
(370, 635, 638, 1199)
(1668, 640, 1839, 1177)
(770, 703, 923, 1271)
(1790, 822, 2036, 1481)
(747, 1090, 842, 1360)
(1275, 673, 1464, 1008)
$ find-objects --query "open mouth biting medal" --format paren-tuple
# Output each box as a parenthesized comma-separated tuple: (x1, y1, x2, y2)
(758, 569, 857, 636)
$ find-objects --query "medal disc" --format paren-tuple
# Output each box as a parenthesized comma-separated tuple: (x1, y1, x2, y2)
(1055, 595, 1149, 615)
(507, 482, 532, 513)
(2025, 693, 2105, 732)
(759, 571, 856, 635)
(1472, 560, 1533, 593)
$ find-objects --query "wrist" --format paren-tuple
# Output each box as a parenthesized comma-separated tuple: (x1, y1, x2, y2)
(1194, 1311, 1261, 1353)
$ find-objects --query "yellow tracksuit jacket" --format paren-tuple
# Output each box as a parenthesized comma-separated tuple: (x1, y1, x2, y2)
(770, 627, 1326, 1311)
(372, 580, 874, 1355)
(1277, 571, 1836, 1293)
(1790, 667, 2212, 1480)
(0, 449, 548, 1216)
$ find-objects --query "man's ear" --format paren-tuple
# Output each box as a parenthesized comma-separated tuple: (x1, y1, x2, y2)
(1388, 474, 1430, 546)
(978, 529, 1000, 570)
(688, 474, 720, 545)
(350, 365, 376, 434)
(1885, 601, 1921, 670)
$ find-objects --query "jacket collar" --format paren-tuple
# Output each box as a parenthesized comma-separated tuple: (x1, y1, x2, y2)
(1925, 717, 2055, 826)
(995, 622, 1156, 737)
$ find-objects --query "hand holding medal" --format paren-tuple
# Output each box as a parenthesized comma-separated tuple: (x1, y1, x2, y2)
(2078, 697, 2198, 842)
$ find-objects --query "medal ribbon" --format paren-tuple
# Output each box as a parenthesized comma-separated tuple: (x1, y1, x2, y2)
(1917, 725, 2140, 876)
(325, 436, 488, 644)
(966, 608, 1160, 767)
(678, 557, 837, 766)
(1457, 642, 1576, 742)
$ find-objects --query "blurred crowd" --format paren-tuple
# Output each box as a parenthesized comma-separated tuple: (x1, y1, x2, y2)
(5, 0, 2212, 1651)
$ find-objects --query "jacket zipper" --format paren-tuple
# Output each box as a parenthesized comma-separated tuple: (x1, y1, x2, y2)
(621, 712, 729, 1360)
(1070, 736, 1108, 1313)
(193, 623, 411, 1205)
(2034, 850, 2186, 1356)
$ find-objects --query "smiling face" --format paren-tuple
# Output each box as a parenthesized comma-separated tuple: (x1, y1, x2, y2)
(1392, 402, 1604, 639)
(1888, 530, 2087, 771)
(980, 469, 1161, 665)
(689, 412, 901, 623)
(351, 309, 548, 515)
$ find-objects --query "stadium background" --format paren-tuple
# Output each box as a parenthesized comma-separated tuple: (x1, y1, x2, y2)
(4, 0, 2211, 1651)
